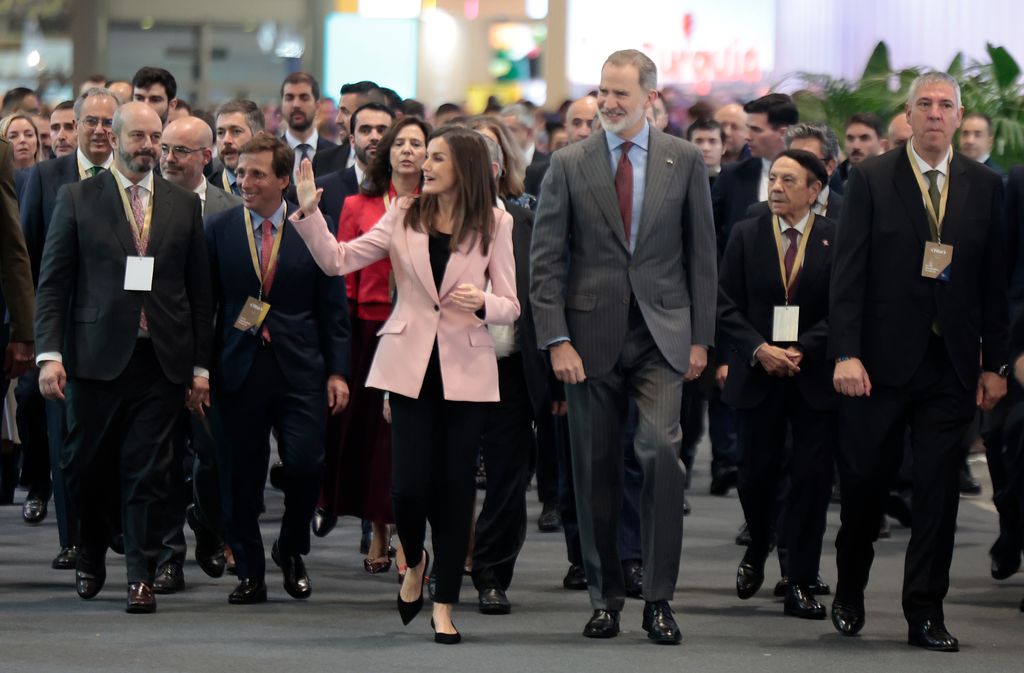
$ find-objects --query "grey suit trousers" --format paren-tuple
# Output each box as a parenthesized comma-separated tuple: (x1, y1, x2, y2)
(565, 307, 685, 611)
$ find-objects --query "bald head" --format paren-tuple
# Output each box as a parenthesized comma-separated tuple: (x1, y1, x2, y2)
(160, 116, 214, 190)
(714, 102, 749, 159)
(886, 113, 912, 150)
(112, 102, 163, 178)
(566, 96, 598, 144)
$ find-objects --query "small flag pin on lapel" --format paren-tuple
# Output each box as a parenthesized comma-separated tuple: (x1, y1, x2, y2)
(823, 239, 830, 246)
(666, 158, 674, 165)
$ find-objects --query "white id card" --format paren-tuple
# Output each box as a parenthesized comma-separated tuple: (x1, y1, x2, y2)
(772, 305, 800, 343)
(124, 256, 154, 291)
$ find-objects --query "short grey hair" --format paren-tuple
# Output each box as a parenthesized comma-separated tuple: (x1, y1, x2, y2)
(477, 132, 505, 177)
(499, 103, 533, 130)
(74, 87, 117, 120)
(214, 99, 265, 135)
(907, 71, 962, 110)
(604, 49, 658, 91)
(785, 123, 840, 162)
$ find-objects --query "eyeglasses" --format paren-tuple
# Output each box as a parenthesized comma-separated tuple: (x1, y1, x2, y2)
(160, 144, 208, 157)
(80, 116, 114, 129)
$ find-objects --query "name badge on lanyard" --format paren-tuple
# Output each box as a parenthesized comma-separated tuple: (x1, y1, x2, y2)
(907, 143, 954, 281)
(234, 209, 285, 333)
(770, 214, 813, 343)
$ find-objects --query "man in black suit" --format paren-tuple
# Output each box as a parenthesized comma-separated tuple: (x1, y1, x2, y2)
(35, 101, 213, 613)
(279, 72, 336, 179)
(829, 72, 1008, 651)
(315, 80, 382, 175)
(205, 134, 350, 604)
(525, 96, 597, 200)
(719, 150, 837, 620)
(210, 99, 264, 196)
(501, 103, 547, 167)
(831, 113, 886, 196)
(131, 67, 179, 125)
(19, 86, 119, 570)
(959, 112, 1004, 178)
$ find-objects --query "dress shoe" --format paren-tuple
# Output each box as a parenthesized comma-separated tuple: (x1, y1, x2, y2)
(271, 540, 311, 599)
(312, 507, 338, 537)
(431, 618, 462, 645)
(886, 490, 913, 528)
(878, 516, 891, 539)
(228, 578, 267, 604)
(153, 562, 185, 594)
(642, 601, 682, 644)
(735, 523, 751, 546)
(52, 546, 79, 570)
(109, 533, 125, 556)
(784, 585, 826, 620)
(623, 559, 643, 598)
(268, 461, 285, 490)
(75, 552, 106, 599)
(537, 502, 562, 532)
(563, 564, 587, 590)
(582, 609, 620, 638)
(958, 463, 982, 496)
(682, 496, 691, 516)
(989, 539, 1021, 580)
(22, 493, 47, 524)
(831, 600, 865, 636)
(478, 587, 511, 615)
(908, 619, 959, 652)
(398, 551, 429, 625)
(774, 575, 830, 597)
(186, 505, 226, 578)
(736, 550, 767, 600)
(709, 467, 738, 496)
(364, 554, 392, 574)
(126, 582, 156, 614)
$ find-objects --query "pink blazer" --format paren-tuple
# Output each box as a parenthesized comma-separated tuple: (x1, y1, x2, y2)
(290, 201, 520, 402)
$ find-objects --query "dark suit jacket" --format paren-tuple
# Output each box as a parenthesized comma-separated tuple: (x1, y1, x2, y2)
(35, 170, 213, 384)
(14, 167, 28, 201)
(312, 141, 350, 177)
(712, 156, 762, 257)
(984, 156, 1006, 179)
(0, 139, 35, 341)
(829, 159, 850, 196)
(202, 182, 243, 219)
(19, 153, 79, 286)
(718, 212, 837, 410)
(285, 167, 359, 231)
(208, 165, 238, 196)
(829, 148, 1008, 389)
(1004, 167, 1024, 320)
(524, 161, 548, 199)
(205, 203, 351, 393)
(281, 134, 337, 177)
(743, 190, 845, 223)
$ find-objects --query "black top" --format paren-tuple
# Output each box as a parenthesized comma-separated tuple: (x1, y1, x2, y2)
(428, 232, 452, 291)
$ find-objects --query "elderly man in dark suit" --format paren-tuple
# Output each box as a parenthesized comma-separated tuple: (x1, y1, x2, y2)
(531, 49, 717, 644)
(35, 101, 213, 614)
(829, 72, 1008, 651)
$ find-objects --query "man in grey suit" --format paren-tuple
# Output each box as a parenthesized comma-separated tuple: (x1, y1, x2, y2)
(530, 49, 718, 644)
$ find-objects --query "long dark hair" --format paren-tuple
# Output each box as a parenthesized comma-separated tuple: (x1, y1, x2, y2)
(404, 126, 497, 255)
(362, 116, 432, 198)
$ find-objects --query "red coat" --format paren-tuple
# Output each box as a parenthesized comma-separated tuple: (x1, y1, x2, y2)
(337, 193, 392, 320)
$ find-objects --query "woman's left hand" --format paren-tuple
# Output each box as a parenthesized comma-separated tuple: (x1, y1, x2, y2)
(450, 283, 485, 312)
(295, 158, 323, 216)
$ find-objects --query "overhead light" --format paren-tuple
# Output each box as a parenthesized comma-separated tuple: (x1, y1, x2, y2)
(26, 49, 41, 68)
(525, 0, 548, 19)
(140, 17, 155, 30)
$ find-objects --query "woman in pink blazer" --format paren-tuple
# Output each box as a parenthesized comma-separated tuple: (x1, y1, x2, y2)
(291, 126, 519, 644)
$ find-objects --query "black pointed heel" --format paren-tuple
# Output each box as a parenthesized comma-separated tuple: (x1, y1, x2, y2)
(431, 618, 462, 644)
(397, 550, 429, 625)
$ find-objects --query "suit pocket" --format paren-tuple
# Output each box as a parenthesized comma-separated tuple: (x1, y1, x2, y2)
(566, 294, 597, 311)
(469, 329, 494, 348)
(376, 320, 407, 336)
(73, 306, 98, 323)
(660, 291, 690, 309)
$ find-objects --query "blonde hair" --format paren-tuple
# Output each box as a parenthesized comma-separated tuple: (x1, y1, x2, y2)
(0, 113, 45, 166)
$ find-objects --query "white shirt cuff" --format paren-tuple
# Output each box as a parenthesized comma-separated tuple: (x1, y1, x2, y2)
(36, 352, 62, 366)
(193, 367, 210, 379)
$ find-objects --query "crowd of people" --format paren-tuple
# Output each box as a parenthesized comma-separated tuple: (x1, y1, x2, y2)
(0, 47, 1023, 653)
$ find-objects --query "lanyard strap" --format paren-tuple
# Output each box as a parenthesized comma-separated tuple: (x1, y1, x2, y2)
(771, 213, 815, 304)
(110, 165, 153, 247)
(221, 169, 232, 192)
(243, 207, 286, 299)
(906, 142, 952, 242)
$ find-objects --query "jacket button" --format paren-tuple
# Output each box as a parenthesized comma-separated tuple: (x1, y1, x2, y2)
(622, 297, 629, 305)
(434, 304, 440, 312)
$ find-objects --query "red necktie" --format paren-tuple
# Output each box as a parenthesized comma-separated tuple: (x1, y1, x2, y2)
(615, 141, 634, 244)
(260, 219, 277, 341)
(783, 227, 800, 301)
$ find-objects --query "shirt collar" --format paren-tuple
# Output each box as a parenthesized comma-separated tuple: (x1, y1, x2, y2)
(224, 167, 236, 185)
(114, 166, 154, 193)
(354, 163, 365, 188)
(77, 147, 113, 171)
(909, 139, 951, 175)
(761, 157, 772, 174)
(285, 128, 319, 151)
(979, 153, 992, 165)
(779, 210, 811, 235)
(605, 120, 651, 154)
(817, 184, 830, 206)
(193, 176, 208, 201)
(249, 200, 287, 231)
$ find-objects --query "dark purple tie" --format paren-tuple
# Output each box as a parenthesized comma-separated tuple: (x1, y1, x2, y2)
(615, 141, 634, 243)
(783, 227, 800, 301)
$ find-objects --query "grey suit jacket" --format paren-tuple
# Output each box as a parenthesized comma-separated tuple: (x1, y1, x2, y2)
(530, 128, 718, 378)
(203, 182, 243, 219)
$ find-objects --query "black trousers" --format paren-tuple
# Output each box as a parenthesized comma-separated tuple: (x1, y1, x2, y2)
(220, 345, 325, 580)
(835, 336, 975, 624)
(535, 411, 559, 507)
(472, 353, 533, 592)
(63, 340, 183, 584)
(390, 346, 487, 604)
(736, 382, 835, 585)
(15, 371, 51, 499)
(190, 397, 226, 542)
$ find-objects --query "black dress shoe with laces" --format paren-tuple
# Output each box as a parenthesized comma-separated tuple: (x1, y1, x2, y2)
(784, 585, 826, 619)
(736, 550, 767, 600)
(583, 609, 620, 638)
(622, 559, 643, 598)
(989, 538, 1021, 580)
(908, 619, 959, 652)
(642, 601, 682, 644)
(774, 575, 831, 596)
(52, 546, 79, 570)
(268, 462, 285, 490)
(228, 578, 268, 604)
(311, 507, 338, 537)
(153, 562, 185, 594)
(22, 493, 47, 524)
(478, 587, 511, 615)
(186, 505, 226, 578)
(75, 551, 106, 599)
(271, 540, 311, 599)
(563, 564, 587, 590)
(537, 502, 562, 532)
(126, 582, 156, 614)
(831, 600, 865, 635)
(709, 467, 738, 496)
(958, 463, 982, 496)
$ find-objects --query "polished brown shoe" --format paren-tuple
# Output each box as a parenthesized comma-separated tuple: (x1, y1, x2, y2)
(153, 562, 184, 594)
(75, 550, 106, 599)
(126, 582, 156, 614)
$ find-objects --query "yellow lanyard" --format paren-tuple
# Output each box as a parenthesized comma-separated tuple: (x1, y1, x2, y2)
(221, 169, 232, 192)
(906, 143, 952, 242)
(243, 207, 286, 299)
(771, 213, 815, 304)
(110, 165, 153, 248)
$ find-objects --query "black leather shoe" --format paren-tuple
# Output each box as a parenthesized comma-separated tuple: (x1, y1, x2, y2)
(735, 523, 751, 546)
(878, 516, 891, 539)
(52, 546, 79, 570)
(831, 600, 865, 636)
(537, 502, 562, 532)
(109, 533, 125, 555)
(268, 462, 285, 490)
(153, 562, 185, 594)
(186, 504, 226, 578)
(126, 582, 156, 614)
(958, 463, 981, 496)
(990, 539, 1021, 580)
(774, 575, 831, 597)
(642, 601, 682, 644)
(709, 467, 738, 496)
(22, 493, 47, 524)
(623, 559, 643, 598)
(784, 585, 826, 619)
(682, 496, 691, 516)
(75, 551, 106, 599)
(563, 564, 587, 590)
(228, 578, 267, 604)
(478, 587, 511, 615)
(398, 551, 429, 625)
(583, 609, 620, 638)
(908, 619, 959, 652)
(736, 550, 767, 600)
(271, 540, 311, 599)
(431, 617, 462, 644)
(312, 507, 338, 538)
(886, 490, 913, 528)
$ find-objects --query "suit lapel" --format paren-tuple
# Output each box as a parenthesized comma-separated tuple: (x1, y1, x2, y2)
(439, 233, 475, 299)
(756, 215, 787, 303)
(792, 220, 826, 304)
(580, 135, 628, 249)
(893, 151, 934, 245)
(940, 154, 970, 247)
(403, 224, 440, 303)
(145, 175, 172, 258)
(101, 172, 138, 257)
(636, 130, 672, 251)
